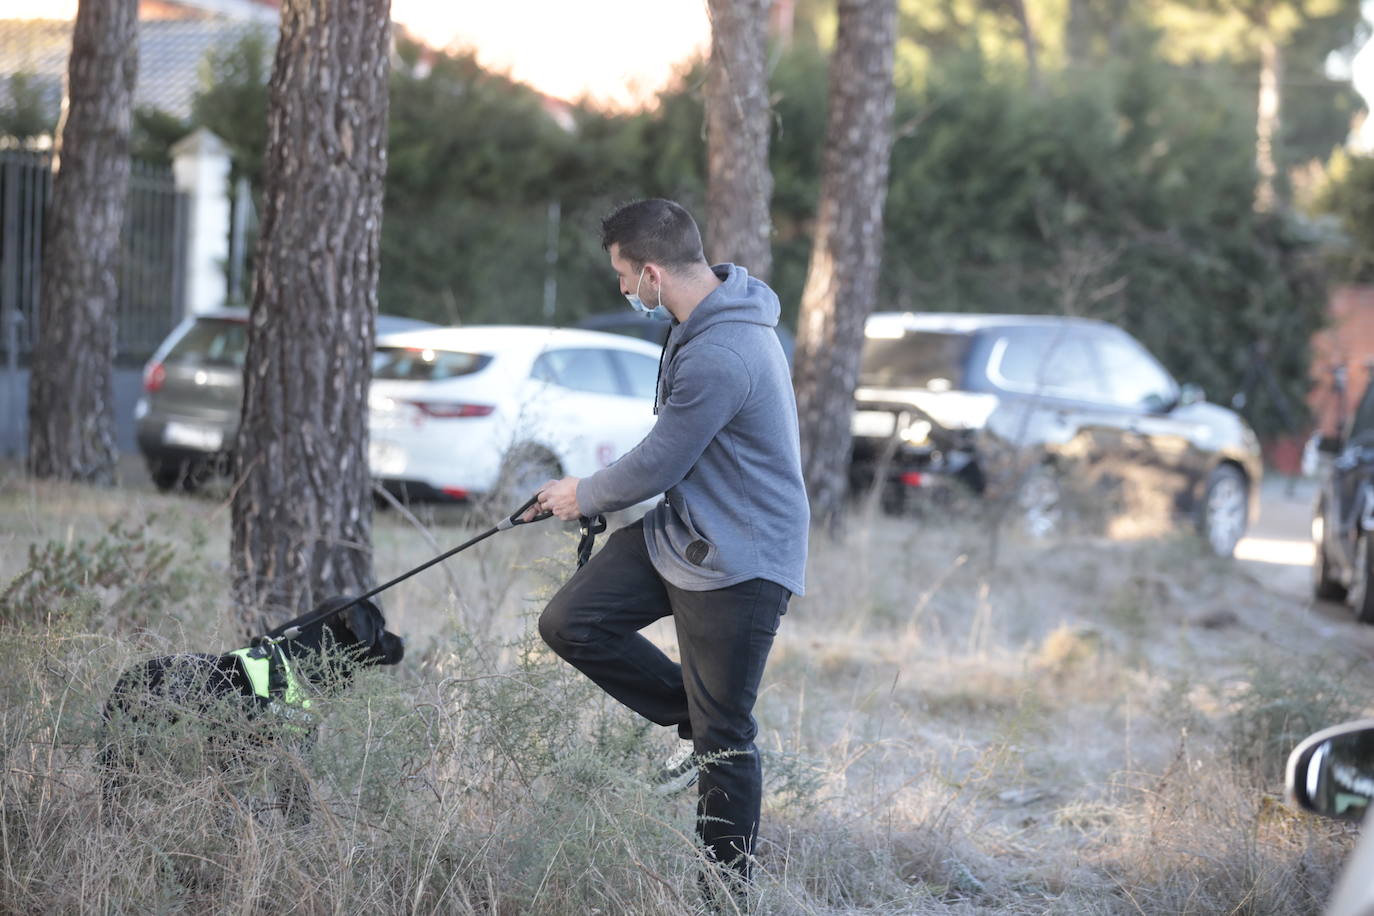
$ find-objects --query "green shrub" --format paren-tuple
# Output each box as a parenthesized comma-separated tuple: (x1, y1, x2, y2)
(0, 515, 205, 632)
(1227, 656, 1363, 784)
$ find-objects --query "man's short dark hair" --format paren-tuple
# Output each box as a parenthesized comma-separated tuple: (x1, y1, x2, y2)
(601, 199, 705, 269)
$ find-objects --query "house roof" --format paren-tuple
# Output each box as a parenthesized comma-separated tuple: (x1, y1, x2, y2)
(0, 16, 275, 121)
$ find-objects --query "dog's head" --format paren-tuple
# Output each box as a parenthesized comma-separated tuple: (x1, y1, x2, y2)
(269, 596, 405, 681)
(323, 596, 406, 667)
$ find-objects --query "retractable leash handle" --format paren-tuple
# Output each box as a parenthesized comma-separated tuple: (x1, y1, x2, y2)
(498, 493, 554, 529)
(267, 494, 602, 642)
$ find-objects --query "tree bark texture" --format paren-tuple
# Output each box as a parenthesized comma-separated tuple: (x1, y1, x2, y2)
(705, 0, 774, 280)
(1254, 32, 1282, 212)
(1005, 0, 1041, 91)
(27, 0, 138, 484)
(792, 0, 896, 527)
(231, 0, 391, 636)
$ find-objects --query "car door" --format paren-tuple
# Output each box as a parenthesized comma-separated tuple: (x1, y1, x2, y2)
(1329, 383, 1374, 566)
(528, 347, 656, 476)
(981, 325, 1129, 497)
(1085, 329, 1198, 504)
(606, 345, 661, 448)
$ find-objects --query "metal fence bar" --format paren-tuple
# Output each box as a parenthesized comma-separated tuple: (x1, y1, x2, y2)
(0, 149, 184, 363)
(118, 159, 184, 358)
(1, 153, 22, 455)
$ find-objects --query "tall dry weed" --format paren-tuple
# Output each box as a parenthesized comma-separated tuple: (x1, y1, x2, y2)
(1, 474, 1371, 913)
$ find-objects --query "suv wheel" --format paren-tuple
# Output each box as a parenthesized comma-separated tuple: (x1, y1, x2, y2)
(149, 459, 204, 494)
(1312, 499, 1347, 601)
(1017, 464, 1062, 539)
(1199, 465, 1248, 558)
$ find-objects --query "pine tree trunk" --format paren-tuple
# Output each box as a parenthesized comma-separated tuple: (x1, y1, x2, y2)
(230, 0, 391, 637)
(26, 0, 138, 484)
(705, 0, 773, 280)
(792, 0, 896, 528)
(1255, 32, 1282, 212)
(1006, 0, 1041, 91)
(1066, 0, 1090, 66)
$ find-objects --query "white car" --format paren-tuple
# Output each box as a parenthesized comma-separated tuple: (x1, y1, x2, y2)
(367, 325, 663, 505)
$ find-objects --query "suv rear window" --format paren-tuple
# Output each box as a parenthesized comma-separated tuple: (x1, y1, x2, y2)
(858, 331, 972, 389)
(373, 347, 491, 382)
(165, 318, 248, 368)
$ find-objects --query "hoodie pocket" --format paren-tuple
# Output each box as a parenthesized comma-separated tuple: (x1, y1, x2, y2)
(668, 495, 717, 570)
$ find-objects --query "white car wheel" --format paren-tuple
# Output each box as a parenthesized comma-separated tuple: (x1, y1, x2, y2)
(1017, 465, 1062, 539)
(1200, 465, 1248, 558)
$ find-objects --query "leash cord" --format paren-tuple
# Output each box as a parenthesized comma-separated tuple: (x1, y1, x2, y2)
(266, 495, 604, 641)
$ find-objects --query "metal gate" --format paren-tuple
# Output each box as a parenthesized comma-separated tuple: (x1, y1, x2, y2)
(0, 148, 186, 455)
(0, 149, 187, 360)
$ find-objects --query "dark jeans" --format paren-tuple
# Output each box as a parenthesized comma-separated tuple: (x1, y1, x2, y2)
(538, 519, 789, 878)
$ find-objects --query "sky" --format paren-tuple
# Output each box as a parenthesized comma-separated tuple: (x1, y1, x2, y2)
(11, 0, 713, 107)
(5, 0, 1372, 115)
(389, 0, 711, 107)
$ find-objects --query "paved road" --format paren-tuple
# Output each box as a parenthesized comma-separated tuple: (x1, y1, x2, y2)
(1235, 475, 1316, 600)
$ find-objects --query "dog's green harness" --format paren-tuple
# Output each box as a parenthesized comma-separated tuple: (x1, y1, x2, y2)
(227, 641, 312, 723)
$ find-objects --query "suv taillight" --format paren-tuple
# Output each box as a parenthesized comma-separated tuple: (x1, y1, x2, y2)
(408, 401, 494, 418)
(143, 362, 166, 393)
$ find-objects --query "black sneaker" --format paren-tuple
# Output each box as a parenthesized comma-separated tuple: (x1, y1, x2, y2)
(653, 738, 698, 795)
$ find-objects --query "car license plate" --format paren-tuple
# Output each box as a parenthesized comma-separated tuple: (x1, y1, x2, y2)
(368, 440, 406, 476)
(851, 410, 897, 438)
(162, 421, 223, 451)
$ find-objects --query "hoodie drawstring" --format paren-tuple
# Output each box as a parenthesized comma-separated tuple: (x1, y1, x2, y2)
(653, 326, 677, 416)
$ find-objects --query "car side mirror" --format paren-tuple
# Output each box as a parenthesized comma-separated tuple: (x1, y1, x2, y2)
(1178, 383, 1204, 408)
(1287, 719, 1374, 821)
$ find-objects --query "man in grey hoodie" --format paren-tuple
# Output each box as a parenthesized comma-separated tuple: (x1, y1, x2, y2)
(533, 199, 809, 883)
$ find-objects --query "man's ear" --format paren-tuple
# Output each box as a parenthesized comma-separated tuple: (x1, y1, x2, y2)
(646, 263, 665, 289)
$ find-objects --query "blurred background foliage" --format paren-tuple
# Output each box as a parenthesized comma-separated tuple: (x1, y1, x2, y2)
(3, 1, 1373, 438)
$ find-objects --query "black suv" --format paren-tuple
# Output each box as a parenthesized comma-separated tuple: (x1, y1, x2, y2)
(1312, 378, 1374, 619)
(849, 312, 1262, 556)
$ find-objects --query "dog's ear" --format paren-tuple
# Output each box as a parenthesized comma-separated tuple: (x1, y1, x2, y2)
(341, 598, 383, 647)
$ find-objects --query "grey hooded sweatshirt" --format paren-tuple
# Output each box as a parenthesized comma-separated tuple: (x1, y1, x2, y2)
(576, 264, 809, 595)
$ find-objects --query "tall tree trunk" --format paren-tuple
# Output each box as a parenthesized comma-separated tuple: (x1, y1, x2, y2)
(705, 0, 774, 280)
(230, 0, 391, 637)
(27, 0, 138, 483)
(1255, 31, 1282, 212)
(1066, 0, 1090, 66)
(792, 0, 897, 527)
(1005, 0, 1041, 91)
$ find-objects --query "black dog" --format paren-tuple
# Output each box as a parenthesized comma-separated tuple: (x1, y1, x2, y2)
(98, 596, 405, 820)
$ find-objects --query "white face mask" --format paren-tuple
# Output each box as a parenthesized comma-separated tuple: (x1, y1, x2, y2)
(626, 266, 671, 321)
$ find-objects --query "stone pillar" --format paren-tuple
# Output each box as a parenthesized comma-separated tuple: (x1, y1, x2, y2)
(171, 128, 231, 317)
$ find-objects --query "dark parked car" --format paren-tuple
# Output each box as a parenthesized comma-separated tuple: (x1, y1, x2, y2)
(849, 312, 1262, 556)
(135, 308, 437, 491)
(1311, 378, 1374, 619)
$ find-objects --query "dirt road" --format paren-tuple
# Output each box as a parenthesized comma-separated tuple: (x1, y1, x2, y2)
(1236, 475, 1374, 655)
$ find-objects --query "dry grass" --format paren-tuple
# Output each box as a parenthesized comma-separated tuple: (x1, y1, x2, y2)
(0, 464, 1368, 914)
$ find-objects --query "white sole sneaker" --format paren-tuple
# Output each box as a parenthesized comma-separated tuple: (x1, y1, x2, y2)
(653, 738, 698, 795)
